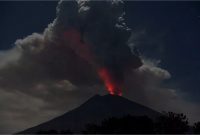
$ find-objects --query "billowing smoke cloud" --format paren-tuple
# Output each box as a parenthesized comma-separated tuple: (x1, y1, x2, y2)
(0, 0, 141, 95)
(0, 0, 199, 133)
(57, 0, 142, 95)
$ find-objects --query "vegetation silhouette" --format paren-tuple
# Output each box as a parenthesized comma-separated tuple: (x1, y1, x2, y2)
(35, 112, 194, 134)
(155, 111, 189, 134)
(37, 129, 72, 134)
(83, 112, 190, 134)
(193, 122, 200, 134)
(82, 115, 154, 134)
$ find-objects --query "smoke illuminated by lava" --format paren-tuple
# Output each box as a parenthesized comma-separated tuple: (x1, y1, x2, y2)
(63, 28, 94, 64)
(64, 28, 124, 95)
(98, 68, 122, 96)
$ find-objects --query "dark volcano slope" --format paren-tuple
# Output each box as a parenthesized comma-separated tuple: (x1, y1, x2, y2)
(20, 94, 161, 133)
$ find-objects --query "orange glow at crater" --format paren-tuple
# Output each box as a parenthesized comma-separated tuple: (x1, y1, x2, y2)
(98, 68, 122, 96)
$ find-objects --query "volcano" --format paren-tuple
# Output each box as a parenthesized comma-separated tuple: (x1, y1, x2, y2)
(20, 94, 161, 134)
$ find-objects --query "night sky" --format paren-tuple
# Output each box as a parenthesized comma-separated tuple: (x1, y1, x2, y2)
(0, 1, 199, 133)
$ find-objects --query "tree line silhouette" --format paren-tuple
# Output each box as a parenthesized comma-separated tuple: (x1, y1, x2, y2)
(36, 112, 200, 134)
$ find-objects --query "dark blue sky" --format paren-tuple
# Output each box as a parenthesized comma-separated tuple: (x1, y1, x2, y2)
(0, 1, 199, 103)
(125, 1, 200, 103)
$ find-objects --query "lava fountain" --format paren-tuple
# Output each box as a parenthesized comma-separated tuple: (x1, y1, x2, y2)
(98, 68, 122, 96)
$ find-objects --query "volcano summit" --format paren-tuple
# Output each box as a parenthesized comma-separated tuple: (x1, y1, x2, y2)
(20, 94, 160, 134)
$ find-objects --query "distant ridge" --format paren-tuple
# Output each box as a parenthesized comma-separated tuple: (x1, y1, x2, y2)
(20, 94, 161, 133)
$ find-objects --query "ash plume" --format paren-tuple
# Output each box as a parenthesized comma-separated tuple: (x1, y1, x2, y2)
(7, 0, 142, 95)
(57, 0, 142, 95)
(0, 3, 144, 131)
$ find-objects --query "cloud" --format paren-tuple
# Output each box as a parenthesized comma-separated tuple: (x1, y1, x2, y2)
(123, 58, 174, 104)
(0, 47, 21, 68)
(123, 58, 200, 124)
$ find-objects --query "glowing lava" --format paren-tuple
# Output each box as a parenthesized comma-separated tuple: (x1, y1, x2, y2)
(98, 68, 122, 96)
(63, 28, 123, 96)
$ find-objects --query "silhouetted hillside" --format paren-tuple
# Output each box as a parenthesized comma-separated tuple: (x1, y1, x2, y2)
(20, 94, 161, 133)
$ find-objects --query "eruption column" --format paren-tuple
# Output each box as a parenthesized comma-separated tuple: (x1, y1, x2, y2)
(62, 0, 144, 96)
(98, 68, 122, 96)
